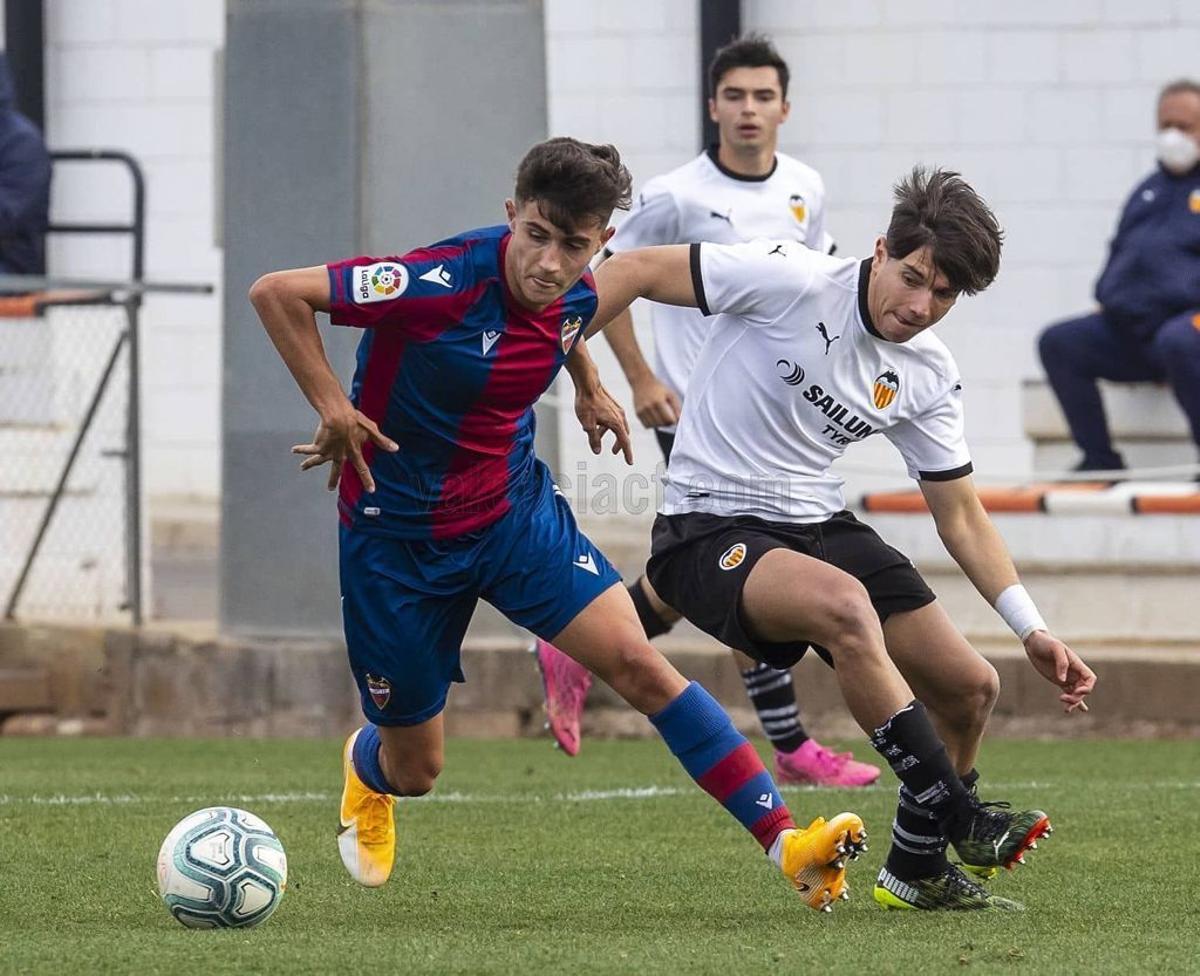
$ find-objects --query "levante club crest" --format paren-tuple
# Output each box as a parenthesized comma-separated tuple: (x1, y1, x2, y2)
(561, 315, 583, 352)
(365, 674, 391, 710)
(873, 370, 900, 409)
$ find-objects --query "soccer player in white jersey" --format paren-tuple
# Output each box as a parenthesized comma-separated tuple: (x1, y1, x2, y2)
(585, 167, 1097, 911)
(534, 35, 879, 789)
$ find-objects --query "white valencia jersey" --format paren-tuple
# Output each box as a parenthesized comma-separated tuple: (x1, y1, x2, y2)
(663, 241, 973, 522)
(606, 149, 828, 412)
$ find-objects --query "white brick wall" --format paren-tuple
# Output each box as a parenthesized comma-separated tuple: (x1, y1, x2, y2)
(544, 0, 699, 502)
(544, 2, 1199, 503)
(42, 0, 224, 502)
(28, 2, 1197, 509)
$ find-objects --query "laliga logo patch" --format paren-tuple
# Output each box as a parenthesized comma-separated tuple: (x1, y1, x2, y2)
(365, 673, 392, 709)
(1190, 189, 1200, 214)
(560, 315, 583, 352)
(788, 193, 807, 224)
(718, 542, 747, 571)
(354, 262, 409, 304)
(873, 369, 900, 410)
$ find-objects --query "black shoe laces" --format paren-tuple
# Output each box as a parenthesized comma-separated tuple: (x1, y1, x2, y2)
(967, 798, 1013, 843)
(938, 865, 987, 899)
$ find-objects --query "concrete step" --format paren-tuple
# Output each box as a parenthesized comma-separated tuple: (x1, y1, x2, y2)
(0, 667, 52, 712)
(923, 568, 1200, 643)
(1033, 440, 1196, 475)
(1022, 378, 1190, 440)
(863, 512, 1200, 568)
(3, 620, 1193, 738)
(552, 515, 1200, 646)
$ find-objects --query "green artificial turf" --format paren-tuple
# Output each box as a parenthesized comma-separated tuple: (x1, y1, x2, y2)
(0, 737, 1195, 975)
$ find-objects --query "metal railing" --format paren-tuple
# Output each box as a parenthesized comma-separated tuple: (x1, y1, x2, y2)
(0, 150, 211, 623)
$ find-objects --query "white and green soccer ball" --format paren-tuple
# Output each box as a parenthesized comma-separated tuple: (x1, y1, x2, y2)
(156, 806, 288, 929)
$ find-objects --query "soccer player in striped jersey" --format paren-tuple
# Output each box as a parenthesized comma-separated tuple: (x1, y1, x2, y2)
(533, 35, 879, 789)
(585, 167, 1097, 911)
(249, 137, 865, 911)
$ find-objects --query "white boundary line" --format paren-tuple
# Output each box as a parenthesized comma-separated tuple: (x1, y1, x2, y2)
(1, 781, 1197, 808)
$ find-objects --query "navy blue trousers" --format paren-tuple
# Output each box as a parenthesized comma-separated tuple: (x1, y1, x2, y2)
(1038, 310, 1200, 469)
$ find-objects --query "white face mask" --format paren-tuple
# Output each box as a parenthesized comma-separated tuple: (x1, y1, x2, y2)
(1156, 127, 1200, 175)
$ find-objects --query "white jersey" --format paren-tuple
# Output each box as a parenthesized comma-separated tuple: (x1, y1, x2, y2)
(663, 240, 972, 523)
(606, 149, 829, 416)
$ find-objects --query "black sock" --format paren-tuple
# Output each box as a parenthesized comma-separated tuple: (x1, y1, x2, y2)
(629, 580, 672, 639)
(740, 662, 808, 753)
(885, 766, 983, 880)
(885, 784, 950, 880)
(869, 701, 971, 831)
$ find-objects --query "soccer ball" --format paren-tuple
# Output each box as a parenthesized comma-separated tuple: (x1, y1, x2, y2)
(156, 806, 288, 929)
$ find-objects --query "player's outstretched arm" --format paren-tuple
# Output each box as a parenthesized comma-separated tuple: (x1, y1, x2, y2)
(564, 339, 633, 464)
(248, 266, 397, 492)
(920, 476, 1097, 713)
(593, 255, 681, 429)
(587, 245, 697, 338)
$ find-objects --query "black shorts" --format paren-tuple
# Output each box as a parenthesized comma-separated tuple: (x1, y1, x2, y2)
(654, 428, 676, 465)
(646, 510, 936, 670)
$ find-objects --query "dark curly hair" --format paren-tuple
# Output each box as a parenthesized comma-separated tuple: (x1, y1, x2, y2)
(886, 166, 1003, 295)
(514, 137, 633, 231)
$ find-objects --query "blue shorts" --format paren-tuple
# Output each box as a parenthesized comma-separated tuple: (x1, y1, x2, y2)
(339, 465, 621, 726)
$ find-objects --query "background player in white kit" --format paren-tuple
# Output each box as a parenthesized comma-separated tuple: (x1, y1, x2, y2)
(535, 35, 880, 788)
(586, 167, 1097, 911)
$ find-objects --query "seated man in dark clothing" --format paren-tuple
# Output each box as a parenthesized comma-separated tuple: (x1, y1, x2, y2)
(1038, 79, 1200, 474)
(0, 53, 51, 277)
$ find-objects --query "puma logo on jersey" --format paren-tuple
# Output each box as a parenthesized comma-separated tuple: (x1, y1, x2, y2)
(768, 243, 787, 257)
(710, 209, 732, 223)
(482, 330, 501, 355)
(816, 321, 841, 355)
(574, 553, 599, 576)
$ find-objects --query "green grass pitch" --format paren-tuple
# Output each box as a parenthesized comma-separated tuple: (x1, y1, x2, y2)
(0, 736, 1195, 975)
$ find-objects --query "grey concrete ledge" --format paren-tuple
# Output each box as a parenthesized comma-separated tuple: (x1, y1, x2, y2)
(0, 622, 1197, 739)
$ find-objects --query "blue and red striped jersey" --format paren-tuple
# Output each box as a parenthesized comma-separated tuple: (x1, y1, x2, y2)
(326, 224, 596, 539)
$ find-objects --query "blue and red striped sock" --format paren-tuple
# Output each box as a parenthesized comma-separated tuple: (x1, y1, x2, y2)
(351, 724, 394, 794)
(650, 681, 796, 851)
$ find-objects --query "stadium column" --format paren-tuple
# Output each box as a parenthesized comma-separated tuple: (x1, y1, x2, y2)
(221, 0, 550, 635)
(700, 0, 741, 148)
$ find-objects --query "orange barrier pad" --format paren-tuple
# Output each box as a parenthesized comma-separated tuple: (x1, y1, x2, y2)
(0, 290, 109, 318)
(1133, 495, 1200, 514)
(863, 482, 1127, 514)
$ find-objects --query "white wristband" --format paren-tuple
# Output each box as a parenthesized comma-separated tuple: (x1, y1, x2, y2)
(994, 584, 1047, 641)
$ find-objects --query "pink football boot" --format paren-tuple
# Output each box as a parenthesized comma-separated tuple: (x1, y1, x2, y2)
(775, 738, 881, 788)
(532, 638, 592, 756)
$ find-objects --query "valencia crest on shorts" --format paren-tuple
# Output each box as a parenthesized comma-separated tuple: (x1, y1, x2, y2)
(719, 542, 747, 571)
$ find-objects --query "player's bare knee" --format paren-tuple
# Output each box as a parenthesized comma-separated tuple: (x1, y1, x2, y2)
(380, 754, 442, 797)
(608, 639, 677, 711)
(973, 661, 1001, 715)
(819, 582, 880, 662)
(939, 661, 999, 730)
